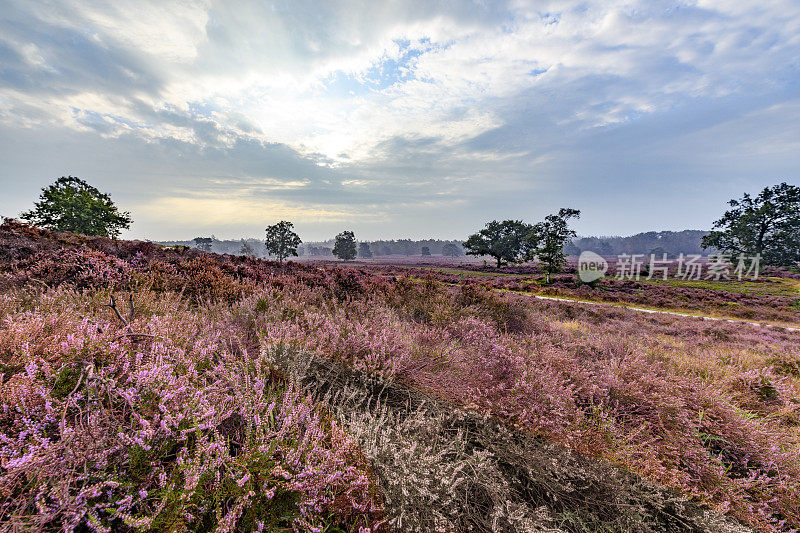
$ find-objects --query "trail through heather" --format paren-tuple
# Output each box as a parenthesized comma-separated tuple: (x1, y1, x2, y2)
(518, 292, 800, 332)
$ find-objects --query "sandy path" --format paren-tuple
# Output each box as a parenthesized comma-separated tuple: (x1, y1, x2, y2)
(519, 293, 800, 332)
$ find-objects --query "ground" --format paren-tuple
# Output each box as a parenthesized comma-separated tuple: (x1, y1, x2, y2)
(1, 221, 798, 532)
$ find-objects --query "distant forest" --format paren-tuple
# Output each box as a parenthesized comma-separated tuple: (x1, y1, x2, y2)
(156, 238, 466, 258)
(158, 230, 708, 259)
(567, 230, 709, 258)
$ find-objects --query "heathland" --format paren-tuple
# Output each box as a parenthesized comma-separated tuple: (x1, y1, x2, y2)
(1, 219, 799, 532)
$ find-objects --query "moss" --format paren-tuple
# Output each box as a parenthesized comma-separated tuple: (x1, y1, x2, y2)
(195, 357, 213, 373)
(770, 356, 800, 376)
(237, 487, 301, 531)
(51, 364, 83, 399)
(255, 298, 270, 313)
(0, 361, 24, 383)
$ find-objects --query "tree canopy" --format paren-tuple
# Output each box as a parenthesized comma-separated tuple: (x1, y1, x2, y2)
(533, 208, 581, 282)
(701, 182, 800, 267)
(265, 221, 301, 262)
(463, 220, 537, 267)
(193, 237, 213, 252)
(463, 210, 580, 277)
(358, 242, 372, 258)
(333, 231, 357, 261)
(20, 176, 132, 238)
(442, 242, 462, 257)
(239, 240, 255, 257)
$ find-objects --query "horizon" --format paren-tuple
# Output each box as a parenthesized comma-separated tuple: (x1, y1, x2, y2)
(1, 1, 799, 241)
(153, 227, 709, 244)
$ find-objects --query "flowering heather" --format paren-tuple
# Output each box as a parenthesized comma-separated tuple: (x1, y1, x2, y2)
(365, 263, 800, 325)
(0, 289, 381, 531)
(240, 278, 800, 531)
(1, 220, 800, 531)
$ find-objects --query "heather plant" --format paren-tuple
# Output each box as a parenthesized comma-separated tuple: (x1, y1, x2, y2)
(0, 288, 382, 531)
(234, 278, 800, 530)
(369, 262, 800, 325)
(3, 221, 800, 531)
(266, 349, 751, 533)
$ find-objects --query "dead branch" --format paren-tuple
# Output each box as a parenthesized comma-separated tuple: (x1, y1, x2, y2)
(105, 294, 129, 328)
(127, 292, 135, 325)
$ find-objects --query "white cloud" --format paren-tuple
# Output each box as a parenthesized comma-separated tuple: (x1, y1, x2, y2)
(5, 0, 798, 157)
(1, 0, 799, 238)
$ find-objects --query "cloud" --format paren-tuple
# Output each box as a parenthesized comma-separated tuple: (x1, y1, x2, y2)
(0, 0, 799, 239)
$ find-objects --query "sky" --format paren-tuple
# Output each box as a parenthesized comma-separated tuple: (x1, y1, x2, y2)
(1, 0, 799, 241)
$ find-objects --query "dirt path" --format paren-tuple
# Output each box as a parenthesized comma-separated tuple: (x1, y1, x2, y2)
(516, 292, 800, 332)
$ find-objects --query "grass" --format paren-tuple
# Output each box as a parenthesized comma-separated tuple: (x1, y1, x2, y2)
(640, 276, 800, 298)
(512, 289, 800, 330)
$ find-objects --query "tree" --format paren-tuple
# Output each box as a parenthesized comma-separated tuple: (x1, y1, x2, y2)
(442, 242, 462, 257)
(21, 176, 132, 238)
(307, 246, 332, 256)
(333, 231, 357, 261)
(463, 220, 537, 267)
(193, 237, 213, 252)
(702, 183, 800, 267)
(239, 239, 255, 257)
(265, 221, 301, 262)
(420, 246, 431, 256)
(532, 208, 581, 283)
(358, 242, 373, 258)
(398, 239, 413, 256)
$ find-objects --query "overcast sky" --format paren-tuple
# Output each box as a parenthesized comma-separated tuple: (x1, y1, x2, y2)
(1, 0, 799, 241)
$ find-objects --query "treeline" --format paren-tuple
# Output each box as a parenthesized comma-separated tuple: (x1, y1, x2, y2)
(16, 176, 800, 269)
(156, 238, 466, 258)
(567, 230, 708, 258)
(301, 239, 464, 257)
(158, 238, 268, 257)
(158, 232, 709, 259)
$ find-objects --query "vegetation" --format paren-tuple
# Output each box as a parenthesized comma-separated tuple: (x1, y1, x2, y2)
(20, 176, 132, 238)
(533, 208, 580, 283)
(463, 220, 537, 267)
(463, 209, 580, 278)
(703, 182, 800, 267)
(193, 236, 213, 252)
(1, 219, 798, 531)
(264, 220, 301, 262)
(306, 239, 464, 257)
(376, 261, 800, 325)
(442, 242, 462, 257)
(333, 230, 357, 261)
(569, 230, 709, 257)
(239, 239, 255, 257)
(359, 242, 373, 258)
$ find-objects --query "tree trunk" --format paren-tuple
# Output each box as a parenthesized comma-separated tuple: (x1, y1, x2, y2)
(757, 221, 768, 256)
